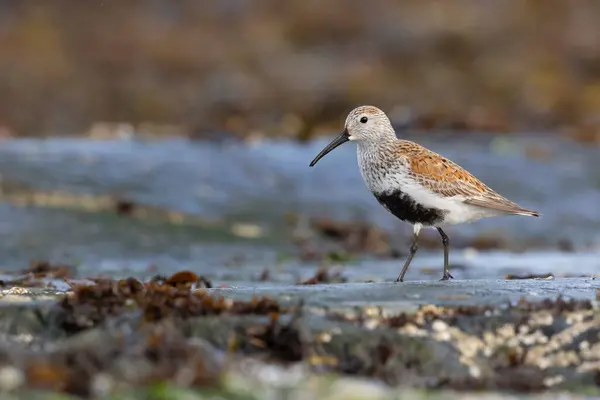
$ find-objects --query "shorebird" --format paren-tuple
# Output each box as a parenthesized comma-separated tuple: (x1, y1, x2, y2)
(309, 105, 539, 282)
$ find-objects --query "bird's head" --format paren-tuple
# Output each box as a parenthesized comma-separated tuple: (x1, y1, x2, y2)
(309, 105, 394, 167)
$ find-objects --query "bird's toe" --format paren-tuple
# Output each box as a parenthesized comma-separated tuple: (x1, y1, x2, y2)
(439, 272, 454, 281)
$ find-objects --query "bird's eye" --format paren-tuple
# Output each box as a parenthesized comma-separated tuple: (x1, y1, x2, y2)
(360, 117, 368, 123)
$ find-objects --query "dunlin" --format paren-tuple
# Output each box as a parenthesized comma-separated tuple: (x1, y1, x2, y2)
(309, 105, 539, 282)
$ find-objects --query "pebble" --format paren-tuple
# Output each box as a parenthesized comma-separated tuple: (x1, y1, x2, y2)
(496, 324, 516, 339)
(434, 331, 452, 341)
(518, 325, 529, 334)
(468, 365, 481, 378)
(399, 323, 426, 337)
(1, 287, 30, 296)
(231, 223, 264, 238)
(364, 319, 379, 330)
(91, 373, 114, 397)
(543, 375, 564, 387)
(325, 378, 391, 400)
(316, 332, 332, 343)
(0, 366, 24, 391)
(432, 320, 448, 333)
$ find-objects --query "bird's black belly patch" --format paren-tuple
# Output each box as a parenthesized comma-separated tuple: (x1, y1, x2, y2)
(374, 190, 445, 225)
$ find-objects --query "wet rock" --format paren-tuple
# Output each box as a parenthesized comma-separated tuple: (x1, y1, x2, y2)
(1, 275, 600, 395)
(319, 326, 470, 387)
(323, 296, 600, 391)
(0, 321, 224, 397)
(183, 308, 468, 388)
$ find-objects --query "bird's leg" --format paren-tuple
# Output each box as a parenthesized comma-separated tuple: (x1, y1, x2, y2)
(437, 227, 453, 281)
(396, 224, 421, 282)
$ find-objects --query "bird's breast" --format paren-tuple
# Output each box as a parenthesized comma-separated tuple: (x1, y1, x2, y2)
(357, 146, 449, 206)
(357, 157, 412, 195)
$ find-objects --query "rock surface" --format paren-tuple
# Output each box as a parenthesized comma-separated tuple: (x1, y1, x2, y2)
(0, 275, 599, 397)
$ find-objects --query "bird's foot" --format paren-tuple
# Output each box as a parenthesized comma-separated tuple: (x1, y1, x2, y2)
(395, 276, 404, 283)
(439, 272, 454, 281)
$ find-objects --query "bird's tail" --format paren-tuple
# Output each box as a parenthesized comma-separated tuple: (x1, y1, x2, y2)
(514, 209, 540, 217)
(465, 197, 540, 217)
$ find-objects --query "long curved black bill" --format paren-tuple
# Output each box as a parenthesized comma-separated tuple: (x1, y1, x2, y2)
(309, 129, 349, 167)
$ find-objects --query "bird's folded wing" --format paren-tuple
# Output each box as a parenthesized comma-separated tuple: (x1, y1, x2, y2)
(406, 146, 491, 198)
(404, 144, 539, 216)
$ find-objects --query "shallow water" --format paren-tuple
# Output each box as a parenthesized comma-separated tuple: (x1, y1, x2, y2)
(0, 133, 599, 284)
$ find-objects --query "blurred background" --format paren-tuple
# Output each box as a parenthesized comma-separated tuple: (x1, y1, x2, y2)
(1, 0, 599, 282)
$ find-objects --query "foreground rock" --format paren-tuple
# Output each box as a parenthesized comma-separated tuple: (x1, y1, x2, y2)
(0, 273, 599, 397)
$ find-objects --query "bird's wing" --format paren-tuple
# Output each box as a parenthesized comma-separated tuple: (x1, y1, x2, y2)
(400, 141, 539, 216)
